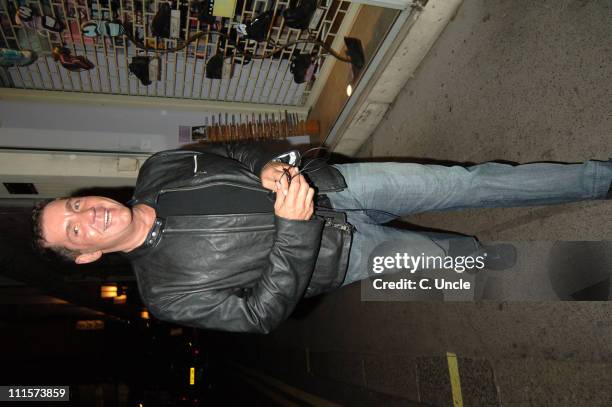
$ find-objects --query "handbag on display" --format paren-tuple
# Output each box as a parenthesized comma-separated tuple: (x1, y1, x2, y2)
(283, 0, 317, 30)
(245, 10, 272, 42)
(0, 48, 37, 67)
(290, 52, 316, 83)
(152, 3, 171, 38)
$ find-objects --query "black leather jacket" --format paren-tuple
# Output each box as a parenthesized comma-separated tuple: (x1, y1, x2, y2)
(125, 143, 353, 333)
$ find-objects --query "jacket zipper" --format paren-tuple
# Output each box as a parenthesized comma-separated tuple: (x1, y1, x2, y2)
(158, 181, 269, 202)
(154, 161, 351, 233)
(323, 217, 355, 232)
(164, 224, 275, 234)
(166, 218, 352, 234)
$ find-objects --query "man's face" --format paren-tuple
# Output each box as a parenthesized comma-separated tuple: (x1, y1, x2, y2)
(41, 196, 133, 254)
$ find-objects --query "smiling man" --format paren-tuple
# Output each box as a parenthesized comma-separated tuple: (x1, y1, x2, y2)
(33, 143, 343, 334)
(32, 142, 612, 333)
(38, 196, 156, 264)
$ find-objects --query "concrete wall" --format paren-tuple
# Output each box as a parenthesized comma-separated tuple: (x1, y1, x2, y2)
(0, 99, 208, 153)
(0, 150, 149, 198)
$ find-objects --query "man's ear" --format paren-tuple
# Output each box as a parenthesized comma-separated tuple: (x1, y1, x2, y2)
(75, 251, 102, 264)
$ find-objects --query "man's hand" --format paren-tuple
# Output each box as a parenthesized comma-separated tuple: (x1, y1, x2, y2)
(274, 167, 314, 221)
(261, 161, 292, 192)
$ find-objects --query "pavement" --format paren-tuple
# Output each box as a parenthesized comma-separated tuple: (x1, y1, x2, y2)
(215, 1, 612, 405)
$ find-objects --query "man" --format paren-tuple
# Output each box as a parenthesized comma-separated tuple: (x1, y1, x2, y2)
(33, 142, 612, 333)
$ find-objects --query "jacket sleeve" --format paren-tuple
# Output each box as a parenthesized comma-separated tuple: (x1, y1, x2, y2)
(151, 216, 325, 333)
(182, 140, 294, 176)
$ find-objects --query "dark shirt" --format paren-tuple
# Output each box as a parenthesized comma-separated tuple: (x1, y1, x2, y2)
(156, 185, 274, 217)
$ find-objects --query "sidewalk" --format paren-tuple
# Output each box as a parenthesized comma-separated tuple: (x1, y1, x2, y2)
(223, 1, 612, 405)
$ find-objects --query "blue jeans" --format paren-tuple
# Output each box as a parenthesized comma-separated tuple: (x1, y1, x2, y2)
(326, 160, 612, 286)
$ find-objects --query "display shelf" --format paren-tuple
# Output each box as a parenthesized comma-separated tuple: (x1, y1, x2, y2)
(0, 0, 352, 106)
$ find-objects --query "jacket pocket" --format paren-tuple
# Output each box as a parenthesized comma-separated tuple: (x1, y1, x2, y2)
(304, 164, 347, 193)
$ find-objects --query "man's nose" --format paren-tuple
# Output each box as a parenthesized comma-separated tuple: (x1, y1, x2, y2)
(79, 207, 96, 224)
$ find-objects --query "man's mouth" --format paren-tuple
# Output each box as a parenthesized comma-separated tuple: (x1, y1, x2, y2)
(104, 209, 111, 231)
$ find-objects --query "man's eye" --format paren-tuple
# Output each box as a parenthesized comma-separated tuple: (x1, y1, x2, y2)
(74, 200, 81, 210)
(73, 225, 79, 236)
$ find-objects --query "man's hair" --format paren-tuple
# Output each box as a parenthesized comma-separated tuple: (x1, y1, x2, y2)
(31, 198, 81, 262)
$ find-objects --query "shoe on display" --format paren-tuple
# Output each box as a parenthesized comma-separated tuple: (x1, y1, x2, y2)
(205, 54, 223, 79)
(0, 48, 37, 67)
(16, 5, 33, 22)
(40, 15, 64, 32)
(52, 46, 95, 72)
(16, 6, 64, 33)
(235, 23, 248, 36)
(129, 55, 160, 86)
(81, 20, 126, 37)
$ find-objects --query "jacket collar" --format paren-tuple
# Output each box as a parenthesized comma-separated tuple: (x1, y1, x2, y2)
(123, 217, 165, 258)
